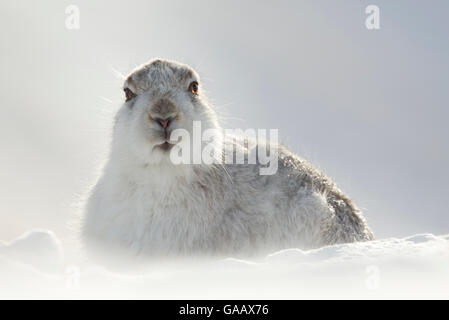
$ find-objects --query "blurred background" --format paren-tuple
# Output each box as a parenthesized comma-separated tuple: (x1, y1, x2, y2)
(1, 0, 448, 247)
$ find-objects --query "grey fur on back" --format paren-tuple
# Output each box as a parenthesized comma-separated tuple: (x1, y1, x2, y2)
(191, 142, 374, 256)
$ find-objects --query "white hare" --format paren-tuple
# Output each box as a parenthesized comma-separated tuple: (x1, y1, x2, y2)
(82, 59, 373, 264)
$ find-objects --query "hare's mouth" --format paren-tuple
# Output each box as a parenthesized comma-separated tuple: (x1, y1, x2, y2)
(155, 141, 175, 151)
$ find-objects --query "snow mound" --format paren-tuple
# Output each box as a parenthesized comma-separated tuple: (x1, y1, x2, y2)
(0, 230, 63, 273)
(1, 230, 448, 299)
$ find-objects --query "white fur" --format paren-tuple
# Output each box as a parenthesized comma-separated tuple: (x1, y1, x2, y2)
(82, 59, 373, 266)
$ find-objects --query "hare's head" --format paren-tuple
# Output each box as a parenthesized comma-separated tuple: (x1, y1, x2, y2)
(113, 59, 219, 165)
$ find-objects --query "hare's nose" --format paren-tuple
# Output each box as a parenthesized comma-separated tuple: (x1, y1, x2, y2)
(159, 119, 169, 128)
(154, 116, 175, 129)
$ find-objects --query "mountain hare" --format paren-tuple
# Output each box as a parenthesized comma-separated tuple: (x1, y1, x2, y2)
(82, 59, 373, 264)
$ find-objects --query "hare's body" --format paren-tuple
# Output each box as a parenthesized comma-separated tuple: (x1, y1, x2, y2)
(82, 59, 373, 263)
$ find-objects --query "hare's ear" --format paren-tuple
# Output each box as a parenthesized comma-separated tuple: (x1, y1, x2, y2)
(123, 77, 137, 102)
(124, 87, 136, 102)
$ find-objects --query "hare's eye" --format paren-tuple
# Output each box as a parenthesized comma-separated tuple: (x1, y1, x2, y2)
(188, 81, 199, 95)
(124, 88, 136, 102)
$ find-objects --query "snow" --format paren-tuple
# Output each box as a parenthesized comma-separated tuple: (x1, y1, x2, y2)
(1, 230, 448, 299)
(0, 230, 63, 273)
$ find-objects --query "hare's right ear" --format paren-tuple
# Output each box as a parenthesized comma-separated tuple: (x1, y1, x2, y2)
(123, 77, 137, 102)
(124, 87, 136, 102)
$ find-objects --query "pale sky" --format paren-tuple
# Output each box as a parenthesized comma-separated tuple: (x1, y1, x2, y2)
(1, 0, 448, 243)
